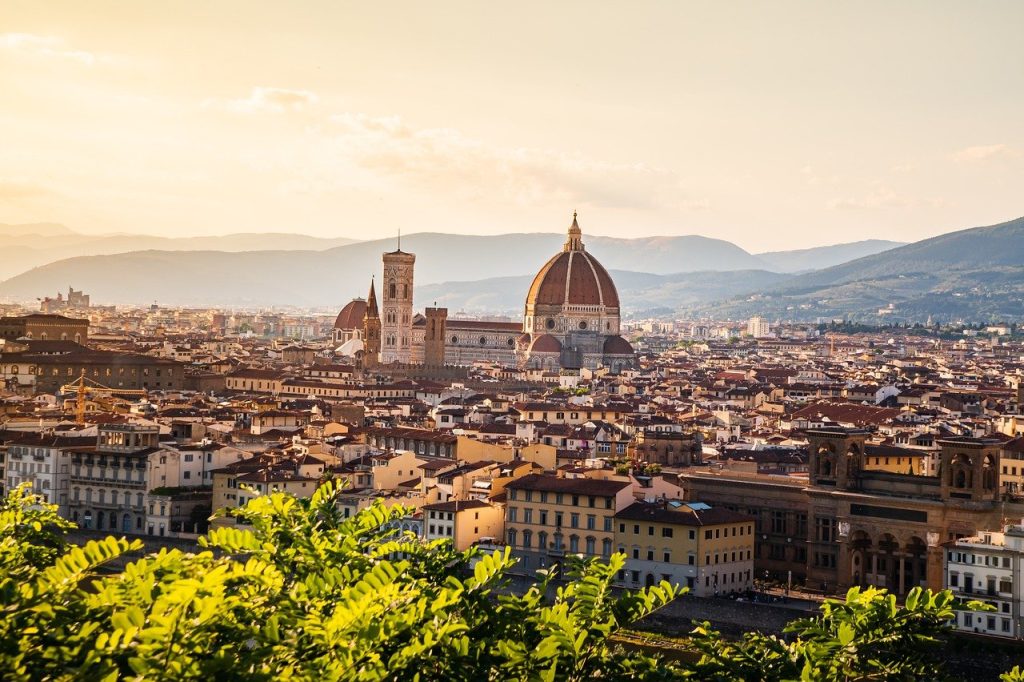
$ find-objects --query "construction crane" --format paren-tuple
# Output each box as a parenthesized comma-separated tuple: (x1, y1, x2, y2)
(60, 371, 147, 424)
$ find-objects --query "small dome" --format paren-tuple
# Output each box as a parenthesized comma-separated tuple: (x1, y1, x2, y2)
(334, 299, 367, 330)
(602, 335, 634, 355)
(529, 334, 562, 353)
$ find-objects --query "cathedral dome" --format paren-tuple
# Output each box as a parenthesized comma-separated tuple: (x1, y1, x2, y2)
(334, 298, 367, 330)
(602, 335, 634, 355)
(525, 214, 620, 309)
(529, 334, 562, 353)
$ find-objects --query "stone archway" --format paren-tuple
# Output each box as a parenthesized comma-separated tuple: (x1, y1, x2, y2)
(904, 536, 928, 592)
(875, 533, 900, 590)
(849, 530, 872, 587)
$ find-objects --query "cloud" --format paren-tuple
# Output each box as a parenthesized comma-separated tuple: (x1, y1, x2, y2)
(0, 180, 51, 200)
(0, 33, 101, 66)
(206, 87, 319, 114)
(950, 144, 1020, 163)
(308, 112, 705, 211)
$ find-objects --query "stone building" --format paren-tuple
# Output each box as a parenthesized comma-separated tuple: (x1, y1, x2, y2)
(333, 214, 636, 372)
(627, 430, 703, 467)
(381, 245, 415, 363)
(0, 313, 88, 344)
(13, 350, 185, 393)
(680, 427, 1023, 595)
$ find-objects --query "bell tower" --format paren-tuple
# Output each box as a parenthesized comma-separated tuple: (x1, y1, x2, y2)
(424, 306, 448, 367)
(381, 235, 415, 364)
(361, 278, 381, 370)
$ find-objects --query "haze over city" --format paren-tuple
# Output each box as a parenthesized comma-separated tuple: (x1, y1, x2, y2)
(2, 1, 1022, 251)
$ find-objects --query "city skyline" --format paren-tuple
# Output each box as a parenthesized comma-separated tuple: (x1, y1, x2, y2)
(2, 1, 1022, 251)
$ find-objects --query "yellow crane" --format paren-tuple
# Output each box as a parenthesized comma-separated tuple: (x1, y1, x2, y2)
(60, 371, 147, 424)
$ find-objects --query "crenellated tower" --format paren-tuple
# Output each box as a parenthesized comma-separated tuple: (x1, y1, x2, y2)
(424, 306, 448, 366)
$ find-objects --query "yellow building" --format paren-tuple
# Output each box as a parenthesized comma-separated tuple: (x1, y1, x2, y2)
(422, 499, 505, 550)
(614, 500, 754, 596)
(863, 444, 928, 475)
(504, 473, 634, 573)
(211, 453, 326, 527)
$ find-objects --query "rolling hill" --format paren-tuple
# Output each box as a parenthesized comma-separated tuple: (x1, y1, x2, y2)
(755, 239, 904, 273)
(0, 231, 775, 307)
(692, 216, 1024, 322)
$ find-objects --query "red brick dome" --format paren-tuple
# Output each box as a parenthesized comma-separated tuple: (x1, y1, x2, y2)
(525, 215, 620, 309)
(334, 299, 367, 330)
(602, 335, 634, 355)
(529, 334, 562, 353)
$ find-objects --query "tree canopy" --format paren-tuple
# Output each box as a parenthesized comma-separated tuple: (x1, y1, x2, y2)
(0, 483, 1004, 681)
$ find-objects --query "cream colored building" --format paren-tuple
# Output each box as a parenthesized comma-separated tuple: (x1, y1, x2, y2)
(422, 499, 505, 551)
(614, 500, 755, 596)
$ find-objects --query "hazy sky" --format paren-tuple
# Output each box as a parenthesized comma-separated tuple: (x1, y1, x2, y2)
(1, 1, 1021, 251)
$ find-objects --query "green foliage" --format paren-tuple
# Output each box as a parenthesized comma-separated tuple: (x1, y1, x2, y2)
(0, 481, 679, 681)
(0, 483, 1014, 681)
(685, 585, 990, 681)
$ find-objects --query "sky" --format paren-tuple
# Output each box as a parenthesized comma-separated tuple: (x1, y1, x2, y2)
(1, 1, 1022, 252)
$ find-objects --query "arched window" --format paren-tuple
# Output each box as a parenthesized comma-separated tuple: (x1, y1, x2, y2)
(585, 537, 596, 555)
(388, 280, 397, 299)
(507, 529, 517, 546)
(522, 530, 532, 549)
(538, 531, 548, 550)
(601, 538, 612, 557)
(569, 535, 579, 553)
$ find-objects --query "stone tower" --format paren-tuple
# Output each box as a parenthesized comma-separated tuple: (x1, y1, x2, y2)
(381, 240, 415, 364)
(424, 306, 448, 367)
(807, 427, 868, 490)
(361, 278, 381, 370)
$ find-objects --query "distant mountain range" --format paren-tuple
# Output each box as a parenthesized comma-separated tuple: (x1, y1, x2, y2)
(3, 216, 1019, 322)
(755, 239, 905, 274)
(689, 216, 1024, 323)
(0, 223, 903, 309)
(0, 223, 360, 282)
(419, 270, 793, 317)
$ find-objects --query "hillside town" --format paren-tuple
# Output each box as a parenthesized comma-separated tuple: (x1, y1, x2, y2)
(2, 221, 1024, 642)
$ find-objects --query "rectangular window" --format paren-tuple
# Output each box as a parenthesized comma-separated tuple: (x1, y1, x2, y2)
(662, 527, 673, 538)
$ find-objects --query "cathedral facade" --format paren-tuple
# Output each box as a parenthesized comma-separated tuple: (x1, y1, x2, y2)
(331, 214, 635, 372)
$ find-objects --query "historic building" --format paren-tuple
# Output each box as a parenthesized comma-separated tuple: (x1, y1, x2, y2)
(334, 214, 636, 372)
(380, 246, 415, 363)
(680, 427, 1024, 595)
(0, 313, 88, 344)
(517, 214, 634, 371)
(331, 298, 366, 347)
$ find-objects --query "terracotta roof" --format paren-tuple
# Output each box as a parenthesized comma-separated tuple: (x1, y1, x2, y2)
(615, 500, 754, 526)
(603, 335, 634, 355)
(333, 299, 367, 330)
(529, 334, 562, 354)
(525, 217, 619, 308)
(506, 473, 630, 496)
